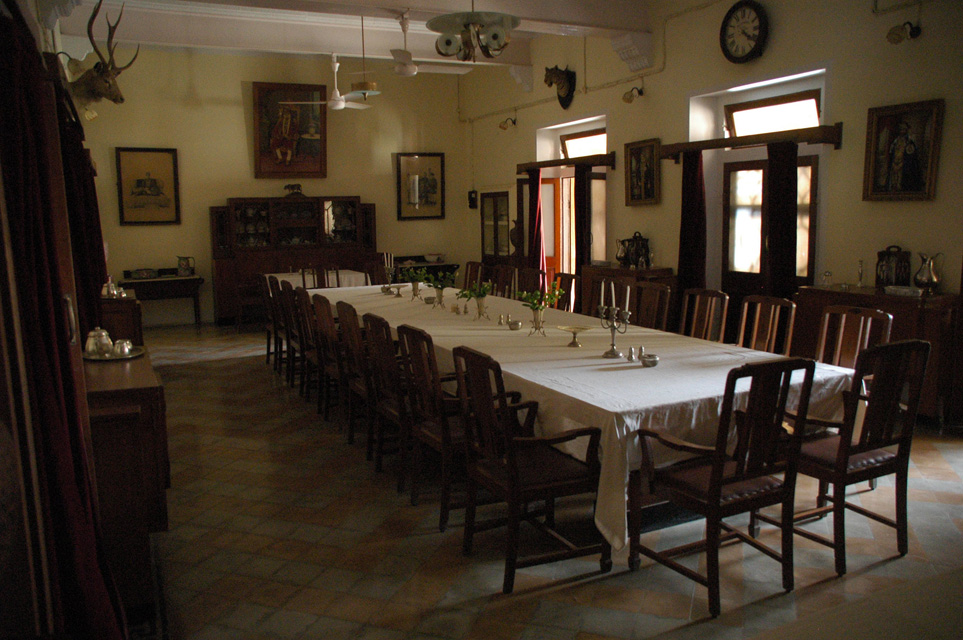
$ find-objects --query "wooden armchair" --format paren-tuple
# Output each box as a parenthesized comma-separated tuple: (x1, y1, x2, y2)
(266, 276, 287, 374)
(815, 305, 893, 368)
(630, 281, 671, 331)
(463, 261, 484, 290)
(679, 288, 729, 342)
(629, 358, 815, 617)
(453, 345, 612, 594)
(335, 301, 374, 448)
(736, 295, 796, 355)
(311, 293, 345, 420)
(363, 313, 410, 487)
(492, 264, 517, 298)
(553, 272, 578, 311)
(517, 267, 546, 295)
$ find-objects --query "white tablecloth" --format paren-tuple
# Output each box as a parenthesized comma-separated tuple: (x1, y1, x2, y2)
(266, 270, 368, 289)
(314, 285, 852, 550)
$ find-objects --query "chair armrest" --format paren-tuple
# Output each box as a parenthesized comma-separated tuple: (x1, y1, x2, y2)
(508, 400, 538, 435)
(514, 426, 600, 448)
(638, 428, 714, 455)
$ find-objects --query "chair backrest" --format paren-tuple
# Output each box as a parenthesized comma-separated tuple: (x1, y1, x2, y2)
(581, 274, 633, 316)
(815, 305, 893, 368)
(362, 313, 404, 405)
(267, 275, 286, 331)
(259, 275, 274, 323)
(294, 286, 317, 350)
(464, 261, 484, 289)
(631, 281, 671, 331)
(335, 300, 366, 379)
(736, 295, 796, 355)
(311, 293, 340, 367)
(679, 288, 729, 342)
(397, 324, 455, 446)
(492, 265, 517, 298)
(711, 358, 814, 492)
(553, 272, 578, 311)
(279, 279, 299, 343)
(517, 267, 546, 295)
(362, 260, 389, 285)
(838, 340, 930, 459)
(453, 346, 520, 471)
(304, 263, 341, 289)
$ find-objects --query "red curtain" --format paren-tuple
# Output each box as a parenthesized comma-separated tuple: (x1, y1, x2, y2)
(526, 168, 547, 289)
(765, 141, 799, 300)
(677, 150, 707, 293)
(0, 3, 127, 638)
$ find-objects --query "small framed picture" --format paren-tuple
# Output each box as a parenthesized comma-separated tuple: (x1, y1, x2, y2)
(253, 81, 327, 179)
(115, 147, 181, 225)
(396, 153, 445, 220)
(625, 138, 661, 206)
(862, 98, 944, 201)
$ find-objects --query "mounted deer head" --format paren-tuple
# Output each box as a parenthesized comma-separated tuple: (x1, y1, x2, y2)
(544, 66, 576, 110)
(67, 0, 139, 107)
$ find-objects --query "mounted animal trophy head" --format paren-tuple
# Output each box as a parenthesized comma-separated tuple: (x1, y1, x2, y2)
(544, 66, 576, 109)
(65, 0, 140, 108)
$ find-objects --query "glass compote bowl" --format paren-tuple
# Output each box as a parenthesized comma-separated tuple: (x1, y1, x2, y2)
(557, 325, 592, 348)
(389, 283, 407, 298)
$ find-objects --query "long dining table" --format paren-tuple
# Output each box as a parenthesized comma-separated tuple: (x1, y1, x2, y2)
(312, 284, 852, 551)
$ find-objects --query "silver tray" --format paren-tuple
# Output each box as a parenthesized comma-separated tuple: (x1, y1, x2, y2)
(83, 346, 146, 361)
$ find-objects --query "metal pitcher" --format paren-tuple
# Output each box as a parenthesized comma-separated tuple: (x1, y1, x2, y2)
(177, 256, 195, 276)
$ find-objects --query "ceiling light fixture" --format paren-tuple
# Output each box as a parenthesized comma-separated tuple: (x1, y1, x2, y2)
(498, 116, 517, 130)
(622, 83, 644, 104)
(427, 0, 520, 62)
(350, 16, 379, 99)
(887, 21, 921, 44)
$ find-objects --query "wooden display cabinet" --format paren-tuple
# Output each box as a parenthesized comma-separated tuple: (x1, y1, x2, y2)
(210, 195, 377, 323)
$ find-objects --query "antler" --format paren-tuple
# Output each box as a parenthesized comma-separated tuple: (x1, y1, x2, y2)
(87, 0, 139, 72)
(87, 0, 109, 67)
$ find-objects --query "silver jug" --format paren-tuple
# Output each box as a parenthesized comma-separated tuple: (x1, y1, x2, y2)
(85, 327, 113, 356)
(913, 252, 942, 292)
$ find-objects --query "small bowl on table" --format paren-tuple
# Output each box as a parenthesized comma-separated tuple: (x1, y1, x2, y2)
(508, 320, 523, 331)
(423, 296, 436, 305)
(640, 354, 659, 368)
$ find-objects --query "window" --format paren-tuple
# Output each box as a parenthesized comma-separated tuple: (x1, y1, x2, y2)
(560, 127, 607, 159)
(724, 89, 821, 137)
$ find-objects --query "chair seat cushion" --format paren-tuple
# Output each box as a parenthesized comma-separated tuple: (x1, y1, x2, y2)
(472, 444, 593, 496)
(800, 435, 897, 472)
(658, 461, 784, 506)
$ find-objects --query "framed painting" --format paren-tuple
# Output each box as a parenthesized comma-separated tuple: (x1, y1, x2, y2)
(253, 81, 327, 179)
(625, 138, 661, 205)
(862, 98, 944, 201)
(396, 153, 445, 220)
(115, 147, 181, 225)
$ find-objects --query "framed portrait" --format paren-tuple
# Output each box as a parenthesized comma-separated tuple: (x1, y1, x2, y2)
(396, 153, 445, 220)
(253, 82, 327, 179)
(862, 98, 944, 201)
(115, 147, 181, 225)
(625, 138, 661, 206)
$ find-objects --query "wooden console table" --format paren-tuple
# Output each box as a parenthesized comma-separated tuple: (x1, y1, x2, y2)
(85, 351, 167, 621)
(118, 275, 204, 325)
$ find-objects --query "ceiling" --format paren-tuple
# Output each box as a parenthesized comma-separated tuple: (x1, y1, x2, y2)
(58, 0, 655, 71)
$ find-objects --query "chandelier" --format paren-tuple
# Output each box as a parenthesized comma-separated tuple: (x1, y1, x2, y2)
(426, 1, 520, 62)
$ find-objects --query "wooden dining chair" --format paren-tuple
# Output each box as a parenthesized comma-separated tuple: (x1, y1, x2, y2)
(278, 280, 304, 388)
(581, 274, 633, 316)
(553, 272, 578, 311)
(398, 324, 465, 530)
(736, 295, 797, 355)
(257, 275, 276, 365)
(463, 261, 484, 289)
(517, 267, 546, 295)
(266, 276, 287, 374)
(453, 345, 612, 594)
(773, 340, 930, 577)
(303, 262, 341, 289)
(336, 301, 373, 448)
(492, 264, 517, 298)
(294, 286, 320, 399)
(679, 288, 729, 342)
(815, 305, 893, 368)
(363, 313, 410, 486)
(311, 293, 345, 420)
(362, 260, 389, 285)
(629, 357, 815, 617)
(630, 281, 671, 330)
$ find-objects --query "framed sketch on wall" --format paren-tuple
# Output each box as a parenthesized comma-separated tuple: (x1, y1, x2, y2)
(625, 138, 661, 205)
(862, 98, 944, 201)
(115, 147, 181, 225)
(253, 82, 327, 179)
(396, 153, 445, 220)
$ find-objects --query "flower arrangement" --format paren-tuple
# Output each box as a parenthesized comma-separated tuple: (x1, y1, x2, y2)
(422, 269, 458, 290)
(399, 266, 429, 283)
(517, 281, 565, 311)
(456, 280, 493, 300)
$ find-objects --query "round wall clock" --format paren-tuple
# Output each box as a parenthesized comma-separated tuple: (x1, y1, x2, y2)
(720, 0, 769, 64)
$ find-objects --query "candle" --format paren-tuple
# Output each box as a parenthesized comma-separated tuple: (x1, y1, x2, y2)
(625, 285, 631, 312)
(600, 281, 605, 307)
(610, 282, 615, 309)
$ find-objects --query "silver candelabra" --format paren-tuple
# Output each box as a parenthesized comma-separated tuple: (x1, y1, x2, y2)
(599, 305, 631, 358)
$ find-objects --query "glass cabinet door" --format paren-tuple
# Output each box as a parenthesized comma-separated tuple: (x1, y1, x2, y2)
(323, 197, 362, 244)
(480, 191, 509, 258)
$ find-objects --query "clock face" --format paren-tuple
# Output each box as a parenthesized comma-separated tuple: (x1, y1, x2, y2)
(720, 0, 769, 63)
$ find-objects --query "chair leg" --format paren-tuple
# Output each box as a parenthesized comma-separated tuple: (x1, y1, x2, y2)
(410, 441, 423, 507)
(503, 499, 521, 594)
(397, 423, 409, 494)
(600, 541, 613, 573)
(545, 496, 556, 528)
(627, 470, 642, 571)
(438, 449, 451, 532)
(896, 469, 908, 556)
(817, 479, 829, 510)
(706, 516, 722, 618)
(265, 328, 272, 364)
(463, 478, 477, 555)
(367, 411, 377, 463)
(781, 496, 795, 592)
(832, 481, 847, 576)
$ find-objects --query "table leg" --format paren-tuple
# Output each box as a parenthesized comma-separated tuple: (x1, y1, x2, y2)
(193, 292, 201, 326)
(628, 469, 641, 570)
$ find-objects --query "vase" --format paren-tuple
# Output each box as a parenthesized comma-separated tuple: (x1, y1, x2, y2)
(474, 296, 489, 320)
(529, 308, 546, 336)
(433, 287, 445, 309)
(410, 281, 421, 300)
(913, 252, 942, 293)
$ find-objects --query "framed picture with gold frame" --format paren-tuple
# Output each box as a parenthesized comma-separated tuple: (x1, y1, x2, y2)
(862, 98, 944, 201)
(396, 153, 445, 220)
(625, 138, 661, 205)
(115, 147, 181, 225)
(253, 81, 327, 179)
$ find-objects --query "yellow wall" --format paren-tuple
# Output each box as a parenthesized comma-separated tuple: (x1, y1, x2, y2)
(82, 48, 469, 324)
(80, 0, 963, 324)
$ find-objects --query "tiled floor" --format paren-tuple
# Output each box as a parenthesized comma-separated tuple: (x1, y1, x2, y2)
(145, 324, 963, 639)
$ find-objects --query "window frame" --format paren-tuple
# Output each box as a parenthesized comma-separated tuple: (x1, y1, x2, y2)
(559, 127, 607, 159)
(724, 89, 821, 137)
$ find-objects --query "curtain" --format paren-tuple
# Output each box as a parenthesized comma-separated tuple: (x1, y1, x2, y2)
(525, 168, 546, 288)
(765, 141, 799, 300)
(573, 165, 593, 276)
(0, 2, 127, 638)
(677, 150, 707, 293)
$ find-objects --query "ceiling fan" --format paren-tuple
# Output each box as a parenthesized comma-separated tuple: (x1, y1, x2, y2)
(390, 11, 473, 76)
(281, 53, 370, 111)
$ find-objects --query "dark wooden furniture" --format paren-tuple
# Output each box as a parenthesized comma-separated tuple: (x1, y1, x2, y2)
(453, 345, 612, 594)
(99, 296, 143, 345)
(117, 275, 204, 326)
(736, 295, 796, 355)
(553, 272, 578, 311)
(629, 358, 815, 618)
(630, 281, 672, 331)
(792, 286, 957, 420)
(463, 261, 484, 289)
(815, 305, 892, 368)
(579, 264, 675, 317)
(479, 191, 518, 269)
(786, 340, 930, 576)
(210, 196, 377, 324)
(84, 351, 167, 621)
(363, 312, 409, 485)
(311, 292, 345, 422)
(679, 288, 730, 342)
